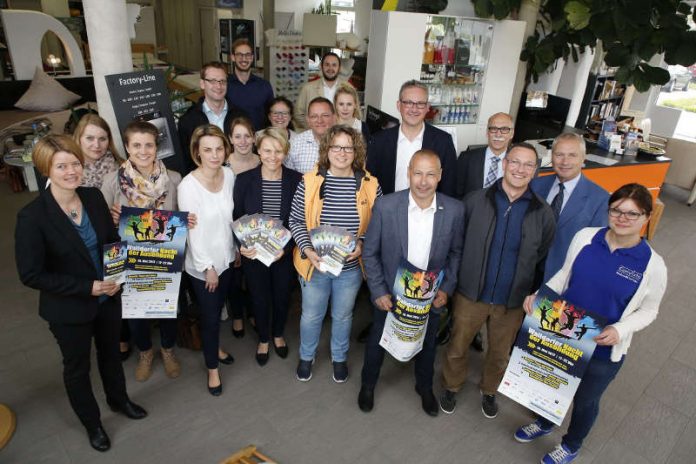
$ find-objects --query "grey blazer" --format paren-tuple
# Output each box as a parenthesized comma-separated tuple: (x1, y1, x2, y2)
(362, 189, 465, 311)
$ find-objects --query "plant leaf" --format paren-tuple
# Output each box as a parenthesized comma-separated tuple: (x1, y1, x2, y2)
(565, 1, 591, 30)
(639, 62, 670, 85)
(604, 45, 631, 66)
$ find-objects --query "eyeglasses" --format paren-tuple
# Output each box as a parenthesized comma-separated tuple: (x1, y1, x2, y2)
(400, 100, 428, 109)
(234, 52, 254, 59)
(270, 111, 290, 117)
(608, 207, 644, 221)
(329, 145, 354, 154)
(203, 78, 226, 86)
(506, 159, 536, 171)
(308, 113, 333, 121)
(488, 126, 512, 134)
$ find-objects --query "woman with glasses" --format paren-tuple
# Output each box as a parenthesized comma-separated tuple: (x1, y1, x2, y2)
(333, 83, 369, 141)
(263, 96, 297, 144)
(289, 124, 382, 383)
(233, 128, 302, 365)
(515, 183, 667, 464)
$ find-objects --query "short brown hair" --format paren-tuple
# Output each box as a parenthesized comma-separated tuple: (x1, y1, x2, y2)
(189, 124, 231, 167)
(334, 83, 362, 120)
(398, 80, 428, 100)
(317, 125, 366, 173)
(33, 134, 84, 176)
(73, 113, 122, 162)
(256, 127, 289, 155)
(200, 61, 227, 80)
(231, 38, 252, 55)
(609, 183, 653, 216)
(227, 116, 255, 140)
(123, 120, 159, 146)
(308, 97, 335, 115)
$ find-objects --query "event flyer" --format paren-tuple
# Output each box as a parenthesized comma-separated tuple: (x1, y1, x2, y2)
(103, 241, 127, 284)
(309, 225, 356, 276)
(498, 288, 606, 425)
(118, 206, 188, 319)
(379, 259, 444, 362)
(232, 214, 291, 267)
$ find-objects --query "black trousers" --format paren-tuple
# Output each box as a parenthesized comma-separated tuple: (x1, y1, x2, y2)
(361, 307, 441, 391)
(187, 270, 232, 369)
(227, 265, 252, 320)
(48, 299, 128, 431)
(242, 253, 294, 343)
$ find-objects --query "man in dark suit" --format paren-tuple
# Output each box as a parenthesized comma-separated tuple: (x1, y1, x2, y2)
(531, 132, 609, 281)
(358, 150, 464, 416)
(455, 112, 515, 199)
(366, 80, 457, 196)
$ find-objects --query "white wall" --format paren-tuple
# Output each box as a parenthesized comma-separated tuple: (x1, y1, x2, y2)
(440, 2, 476, 17)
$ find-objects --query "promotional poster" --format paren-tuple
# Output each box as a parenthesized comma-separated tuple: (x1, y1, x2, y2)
(498, 288, 606, 425)
(232, 214, 291, 267)
(309, 225, 356, 277)
(118, 206, 188, 318)
(379, 259, 444, 362)
(103, 241, 127, 284)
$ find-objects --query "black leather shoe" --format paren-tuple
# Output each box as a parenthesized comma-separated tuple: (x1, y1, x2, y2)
(87, 425, 111, 452)
(415, 387, 439, 417)
(256, 347, 269, 366)
(356, 323, 372, 344)
(470, 331, 484, 352)
(358, 386, 374, 412)
(120, 347, 131, 362)
(208, 377, 222, 396)
(231, 320, 245, 338)
(108, 400, 147, 420)
(272, 339, 289, 359)
(218, 353, 235, 365)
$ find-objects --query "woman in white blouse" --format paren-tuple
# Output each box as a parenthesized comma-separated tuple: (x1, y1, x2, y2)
(177, 125, 237, 396)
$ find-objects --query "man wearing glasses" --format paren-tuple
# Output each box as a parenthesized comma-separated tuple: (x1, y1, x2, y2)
(366, 80, 457, 197)
(295, 52, 351, 130)
(531, 132, 608, 281)
(455, 112, 515, 200)
(439, 143, 555, 420)
(226, 38, 274, 131)
(178, 61, 248, 175)
(285, 97, 336, 173)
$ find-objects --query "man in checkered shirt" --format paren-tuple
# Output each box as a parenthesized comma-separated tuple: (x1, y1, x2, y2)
(285, 97, 336, 173)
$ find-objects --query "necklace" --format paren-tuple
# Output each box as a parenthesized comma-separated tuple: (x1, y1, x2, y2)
(69, 209, 79, 220)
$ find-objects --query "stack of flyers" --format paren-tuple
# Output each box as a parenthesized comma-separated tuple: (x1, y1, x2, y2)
(232, 214, 292, 267)
(309, 225, 357, 277)
(103, 241, 127, 284)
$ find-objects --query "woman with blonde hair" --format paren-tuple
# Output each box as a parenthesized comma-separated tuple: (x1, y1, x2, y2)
(73, 113, 122, 189)
(333, 83, 369, 141)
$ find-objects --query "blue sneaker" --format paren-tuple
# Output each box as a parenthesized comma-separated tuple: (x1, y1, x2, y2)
(514, 419, 553, 443)
(296, 359, 313, 382)
(541, 444, 578, 464)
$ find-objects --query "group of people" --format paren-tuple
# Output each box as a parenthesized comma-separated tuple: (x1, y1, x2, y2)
(14, 40, 667, 464)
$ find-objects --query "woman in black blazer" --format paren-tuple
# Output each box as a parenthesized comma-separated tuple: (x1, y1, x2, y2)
(15, 135, 146, 452)
(233, 128, 301, 365)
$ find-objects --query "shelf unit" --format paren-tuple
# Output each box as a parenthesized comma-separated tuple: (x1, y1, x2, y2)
(575, 73, 626, 141)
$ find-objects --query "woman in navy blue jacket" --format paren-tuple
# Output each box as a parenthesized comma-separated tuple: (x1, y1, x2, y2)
(233, 128, 302, 365)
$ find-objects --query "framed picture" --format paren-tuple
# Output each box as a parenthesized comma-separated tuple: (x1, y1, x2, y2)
(217, 0, 243, 8)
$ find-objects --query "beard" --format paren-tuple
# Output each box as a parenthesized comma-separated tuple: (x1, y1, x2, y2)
(323, 72, 338, 82)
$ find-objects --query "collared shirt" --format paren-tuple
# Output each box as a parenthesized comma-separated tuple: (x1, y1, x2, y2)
(407, 192, 436, 270)
(202, 99, 228, 131)
(483, 147, 506, 186)
(323, 79, 339, 102)
(285, 129, 320, 174)
(394, 124, 425, 192)
(545, 173, 581, 213)
(226, 72, 274, 130)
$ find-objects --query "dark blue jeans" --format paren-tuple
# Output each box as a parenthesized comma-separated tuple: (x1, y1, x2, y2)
(538, 355, 624, 452)
(188, 269, 232, 369)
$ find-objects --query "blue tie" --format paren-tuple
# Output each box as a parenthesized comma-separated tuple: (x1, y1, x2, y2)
(550, 183, 565, 220)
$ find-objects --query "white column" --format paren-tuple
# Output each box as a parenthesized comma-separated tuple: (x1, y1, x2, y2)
(82, 0, 133, 157)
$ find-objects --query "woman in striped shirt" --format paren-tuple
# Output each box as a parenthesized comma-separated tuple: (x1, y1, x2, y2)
(233, 128, 302, 366)
(289, 125, 382, 383)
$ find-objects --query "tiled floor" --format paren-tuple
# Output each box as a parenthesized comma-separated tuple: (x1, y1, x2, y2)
(1, 183, 694, 464)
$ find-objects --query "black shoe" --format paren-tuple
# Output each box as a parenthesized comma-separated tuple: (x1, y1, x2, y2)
(296, 359, 313, 382)
(256, 344, 269, 366)
(87, 425, 111, 452)
(272, 338, 289, 358)
(439, 390, 457, 414)
(120, 347, 131, 362)
(415, 386, 439, 417)
(471, 331, 484, 352)
(108, 400, 147, 420)
(356, 323, 372, 344)
(332, 361, 349, 383)
(481, 393, 498, 418)
(208, 376, 222, 396)
(218, 353, 235, 365)
(358, 385, 374, 412)
(231, 320, 245, 338)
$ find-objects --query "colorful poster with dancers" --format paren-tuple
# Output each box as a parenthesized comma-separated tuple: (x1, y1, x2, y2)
(309, 225, 357, 277)
(103, 241, 127, 284)
(232, 214, 291, 267)
(498, 287, 606, 425)
(379, 259, 444, 362)
(118, 206, 188, 319)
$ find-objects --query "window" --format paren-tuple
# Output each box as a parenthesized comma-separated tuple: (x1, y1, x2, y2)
(334, 0, 356, 34)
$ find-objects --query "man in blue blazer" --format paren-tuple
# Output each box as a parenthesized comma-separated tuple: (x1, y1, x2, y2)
(358, 150, 464, 417)
(531, 132, 608, 281)
(366, 80, 457, 196)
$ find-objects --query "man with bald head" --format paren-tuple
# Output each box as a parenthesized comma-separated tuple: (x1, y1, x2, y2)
(358, 150, 464, 416)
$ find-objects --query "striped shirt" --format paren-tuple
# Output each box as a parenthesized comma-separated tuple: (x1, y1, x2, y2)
(261, 179, 282, 219)
(290, 173, 382, 271)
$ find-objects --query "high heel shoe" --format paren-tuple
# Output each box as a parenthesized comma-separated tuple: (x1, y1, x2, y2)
(272, 338, 289, 359)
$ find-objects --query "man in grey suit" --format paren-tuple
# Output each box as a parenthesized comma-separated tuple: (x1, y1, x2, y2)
(358, 150, 465, 417)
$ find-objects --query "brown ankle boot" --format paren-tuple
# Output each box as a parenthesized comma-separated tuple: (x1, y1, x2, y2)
(161, 348, 181, 379)
(135, 349, 154, 382)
